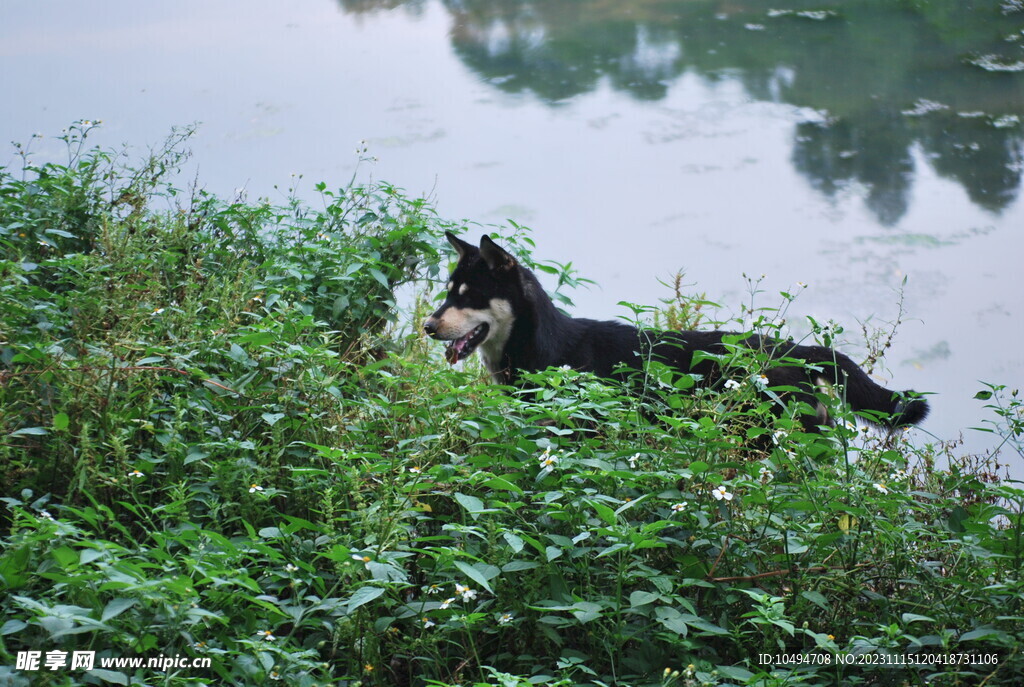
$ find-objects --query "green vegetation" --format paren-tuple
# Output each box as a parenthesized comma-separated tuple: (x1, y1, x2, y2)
(1, 126, 1022, 686)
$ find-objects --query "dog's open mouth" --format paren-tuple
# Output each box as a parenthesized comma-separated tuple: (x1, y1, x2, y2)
(445, 323, 489, 364)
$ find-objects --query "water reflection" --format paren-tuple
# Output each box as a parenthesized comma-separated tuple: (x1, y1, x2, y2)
(338, 0, 1024, 225)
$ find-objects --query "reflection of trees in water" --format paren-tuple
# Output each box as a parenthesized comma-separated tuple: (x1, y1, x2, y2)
(444, 1, 687, 102)
(443, 2, 686, 102)
(919, 115, 1023, 212)
(338, 0, 426, 14)
(793, 115, 914, 227)
(336, 0, 1024, 224)
(794, 113, 1023, 224)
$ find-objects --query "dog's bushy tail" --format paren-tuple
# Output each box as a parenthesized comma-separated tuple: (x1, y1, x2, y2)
(808, 349, 930, 428)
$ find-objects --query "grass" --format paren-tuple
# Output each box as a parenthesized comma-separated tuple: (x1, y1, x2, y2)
(0, 124, 1022, 686)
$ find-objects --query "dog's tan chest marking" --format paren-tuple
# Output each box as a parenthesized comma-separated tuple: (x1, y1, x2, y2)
(478, 298, 514, 377)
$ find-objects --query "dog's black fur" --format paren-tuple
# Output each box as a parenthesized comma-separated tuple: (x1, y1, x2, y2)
(424, 233, 929, 430)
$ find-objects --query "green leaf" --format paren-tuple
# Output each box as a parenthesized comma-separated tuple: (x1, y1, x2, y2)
(800, 590, 829, 611)
(52, 413, 69, 431)
(629, 591, 660, 608)
(85, 670, 128, 685)
(101, 598, 138, 622)
(948, 505, 969, 532)
(655, 607, 688, 636)
(596, 542, 629, 558)
(236, 331, 276, 346)
(346, 586, 386, 613)
(614, 493, 648, 515)
(10, 426, 47, 437)
(0, 620, 28, 635)
(52, 546, 78, 569)
(901, 613, 936, 624)
(785, 535, 808, 554)
(502, 561, 539, 572)
(502, 532, 525, 553)
(571, 601, 603, 624)
(227, 343, 249, 363)
(261, 413, 286, 426)
(184, 448, 210, 465)
(716, 666, 755, 681)
(366, 561, 407, 583)
(481, 476, 523, 493)
(592, 501, 616, 526)
(453, 492, 486, 520)
(680, 613, 730, 635)
(959, 627, 1006, 642)
(368, 267, 390, 288)
(453, 561, 497, 594)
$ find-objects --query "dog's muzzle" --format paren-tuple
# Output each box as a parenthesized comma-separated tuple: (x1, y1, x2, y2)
(423, 313, 489, 365)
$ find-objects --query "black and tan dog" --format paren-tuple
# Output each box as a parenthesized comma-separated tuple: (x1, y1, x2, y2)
(423, 232, 929, 430)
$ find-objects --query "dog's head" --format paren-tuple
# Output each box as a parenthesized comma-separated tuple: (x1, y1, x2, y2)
(423, 232, 518, 367)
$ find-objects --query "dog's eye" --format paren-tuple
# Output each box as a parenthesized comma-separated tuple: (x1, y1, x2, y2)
(446, 281, 454, 292)
(458, 283, 469, 296)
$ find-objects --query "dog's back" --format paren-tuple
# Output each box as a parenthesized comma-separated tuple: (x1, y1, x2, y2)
(425, 233, 929, 430)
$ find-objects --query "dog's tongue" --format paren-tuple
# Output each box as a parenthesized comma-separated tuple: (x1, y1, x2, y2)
(445, 334, 472, 365)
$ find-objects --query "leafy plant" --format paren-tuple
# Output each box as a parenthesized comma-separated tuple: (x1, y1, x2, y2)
(1, 127, 1021, 687)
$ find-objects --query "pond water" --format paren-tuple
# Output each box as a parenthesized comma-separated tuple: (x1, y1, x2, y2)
(3, 0, 1023, 468)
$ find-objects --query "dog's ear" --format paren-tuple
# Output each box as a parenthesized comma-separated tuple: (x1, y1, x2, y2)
(479, 235, 518, 272)
(446, 231, 476, 261)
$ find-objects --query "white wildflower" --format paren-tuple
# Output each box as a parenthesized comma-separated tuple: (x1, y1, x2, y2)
(539, 448, 559, 469)
(711, 486, 734, 501)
